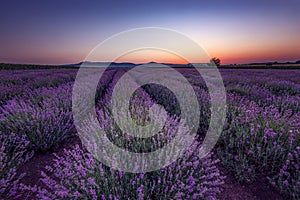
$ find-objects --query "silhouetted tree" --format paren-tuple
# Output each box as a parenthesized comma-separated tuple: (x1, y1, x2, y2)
(210, 57, 221, 66)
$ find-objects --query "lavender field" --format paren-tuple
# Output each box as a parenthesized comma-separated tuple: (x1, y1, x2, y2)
(0, 68, 299, 200)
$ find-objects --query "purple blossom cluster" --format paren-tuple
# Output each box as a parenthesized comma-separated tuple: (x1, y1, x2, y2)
(213, 70, 300, 197)
(179, 68, 300, 197)
(0, 132, 33, 198)
(0, 83, 74, 152)
(24, 144, 224, 199)
(270, 146, 300, 199)
(0, 69, 77, 105)
(0, 69, 80, 198)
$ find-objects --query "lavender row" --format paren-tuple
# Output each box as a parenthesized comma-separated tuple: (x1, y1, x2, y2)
(0, 69, 118, 198)
(22, 69, 224, 199)
(0, 69, 78, 105)
(217, 93, 300, 198)
(182, 69, 300, 198)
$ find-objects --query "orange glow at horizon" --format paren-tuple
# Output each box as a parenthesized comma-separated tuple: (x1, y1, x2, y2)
(3, 36, 299, 65)
(114, 48, 300, 65)
(115, 49, 192, 64)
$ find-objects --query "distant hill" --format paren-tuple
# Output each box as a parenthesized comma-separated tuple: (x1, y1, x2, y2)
(70, 61, 136, 68)
(69, 61, 208, 68)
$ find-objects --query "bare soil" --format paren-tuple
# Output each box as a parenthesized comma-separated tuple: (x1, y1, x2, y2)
(15, 135, 82, 200)
(217, 165, 288, 200)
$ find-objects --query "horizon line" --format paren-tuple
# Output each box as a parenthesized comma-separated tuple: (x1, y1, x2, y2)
(1, 59, 300, 66)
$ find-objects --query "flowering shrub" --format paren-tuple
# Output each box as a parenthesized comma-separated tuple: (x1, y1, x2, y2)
(0, 132, 33, 198)
(270, 146, 300, 199)
(0, 84, 74, 152)
(24, 144, 223, 200)
(217, 93, 300, 196)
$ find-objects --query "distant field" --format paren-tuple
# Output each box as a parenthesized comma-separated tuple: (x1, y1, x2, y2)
(0, 63, 75, 70)
(220, 64, 300, 69)
(1, 63, 300, 70)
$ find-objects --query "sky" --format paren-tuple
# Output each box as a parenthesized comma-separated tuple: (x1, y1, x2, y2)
(0, 0, 299, 64)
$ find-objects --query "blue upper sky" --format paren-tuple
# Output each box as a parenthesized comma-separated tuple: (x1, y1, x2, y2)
(0, 0, 299, 64)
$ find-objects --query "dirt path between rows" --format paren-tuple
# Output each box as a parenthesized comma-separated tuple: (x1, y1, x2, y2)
(217, 165, 287, 200)
(15, 136, 82, 200)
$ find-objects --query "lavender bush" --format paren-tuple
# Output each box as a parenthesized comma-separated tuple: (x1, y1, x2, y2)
(25, 143, 223, 200)
(0, 83, 74, 152)
(182, 69, 300, 197)
(0, 132, 33, 198)
(217, 84, 300, 197)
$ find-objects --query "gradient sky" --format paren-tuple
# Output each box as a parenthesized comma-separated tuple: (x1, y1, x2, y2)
(0, 0, 299, 64)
